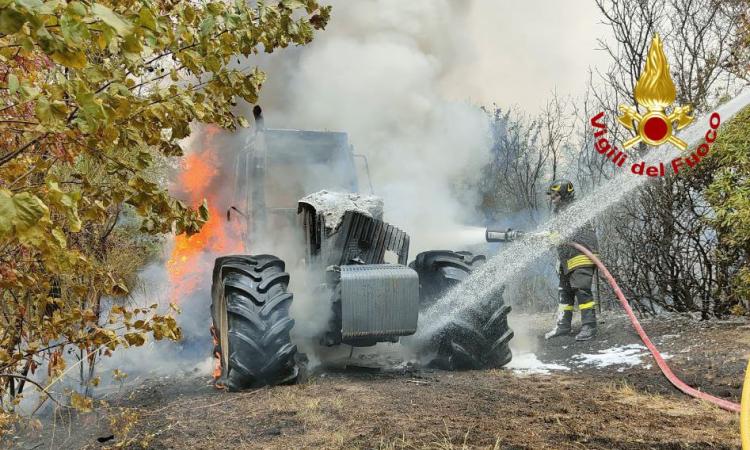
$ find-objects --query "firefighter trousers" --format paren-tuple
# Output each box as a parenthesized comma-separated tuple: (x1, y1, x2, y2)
(558, 266, 596, 325)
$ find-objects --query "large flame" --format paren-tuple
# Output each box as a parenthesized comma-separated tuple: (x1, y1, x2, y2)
(167, 126, 244, 303)
(634, 34, 676, 110)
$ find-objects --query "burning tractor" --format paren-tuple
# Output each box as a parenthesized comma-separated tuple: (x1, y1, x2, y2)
(210, 108, 514, 390)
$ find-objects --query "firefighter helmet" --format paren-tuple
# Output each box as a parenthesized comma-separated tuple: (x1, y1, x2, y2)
(547, 179, 575, 202)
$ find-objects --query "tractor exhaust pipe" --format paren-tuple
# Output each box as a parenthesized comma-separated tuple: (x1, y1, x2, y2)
(253, 105, 265, 131)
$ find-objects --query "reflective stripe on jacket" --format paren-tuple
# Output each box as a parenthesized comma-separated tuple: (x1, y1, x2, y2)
(556, 218, 599, 275)
(566, 254, 599, 271)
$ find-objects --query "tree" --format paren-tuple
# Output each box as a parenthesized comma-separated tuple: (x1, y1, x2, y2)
(584, 0, 747, 318)
(0, 0, 330, 419)
(572, 74, 620, 191)
(540, 92, 574, 182)
(478, 88, 579, 222)
(701, 105, 750, 315)
(476, 102, 572, 313)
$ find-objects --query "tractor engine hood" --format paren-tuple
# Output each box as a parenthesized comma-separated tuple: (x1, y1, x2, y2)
(298, 190, 384, 235)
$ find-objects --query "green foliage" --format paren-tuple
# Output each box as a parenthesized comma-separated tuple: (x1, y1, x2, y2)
(0, 0, 330, 413)
(703, 105, 750, 311)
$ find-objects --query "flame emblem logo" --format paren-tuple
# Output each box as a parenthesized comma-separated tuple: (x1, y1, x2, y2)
(618, 34, 693, 149)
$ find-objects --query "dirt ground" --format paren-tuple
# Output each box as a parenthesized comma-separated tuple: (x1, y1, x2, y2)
(6, 312, 749, 449)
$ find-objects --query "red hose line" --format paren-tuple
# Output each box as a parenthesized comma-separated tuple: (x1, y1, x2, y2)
(568, 242, 741, 413)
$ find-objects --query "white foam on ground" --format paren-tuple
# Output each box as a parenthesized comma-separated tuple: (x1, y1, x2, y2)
(571, 344, 649, 369)
(505, 352, 570, 375)
(506, 345, 677, 376)
(660, 334, 681, 340)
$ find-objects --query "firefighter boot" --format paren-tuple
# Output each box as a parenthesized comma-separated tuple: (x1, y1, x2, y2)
(575, 307, 598, 341)
(544, 310, 572, 339)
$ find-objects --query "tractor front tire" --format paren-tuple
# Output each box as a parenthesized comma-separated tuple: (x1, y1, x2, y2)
(410, 250, 513, 370)
(211, 254, 298, 390)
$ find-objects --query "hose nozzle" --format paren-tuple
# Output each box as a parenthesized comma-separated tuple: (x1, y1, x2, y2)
(485, 228, 525, 242)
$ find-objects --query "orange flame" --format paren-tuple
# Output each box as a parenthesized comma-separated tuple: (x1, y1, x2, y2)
(166, 126, 244, 304)
(634, 34, 676, 110)
(210, 326, 222, 380)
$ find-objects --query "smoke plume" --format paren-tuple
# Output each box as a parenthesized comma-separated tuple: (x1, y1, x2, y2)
(255, 0, 493, 254)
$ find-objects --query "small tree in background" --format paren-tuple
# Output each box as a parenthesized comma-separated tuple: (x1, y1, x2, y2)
(585, 0, 747, 318)
(700, 106, 750, 315)
(0, 0, 330, 422)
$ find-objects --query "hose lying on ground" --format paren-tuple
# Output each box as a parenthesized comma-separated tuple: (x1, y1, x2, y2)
(568, 242, 742, 413)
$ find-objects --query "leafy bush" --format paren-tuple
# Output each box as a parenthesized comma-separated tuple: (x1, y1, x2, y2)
(0, 0, 330, 419)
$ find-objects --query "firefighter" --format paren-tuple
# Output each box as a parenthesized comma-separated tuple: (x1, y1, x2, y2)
(544, 179, 600, 341)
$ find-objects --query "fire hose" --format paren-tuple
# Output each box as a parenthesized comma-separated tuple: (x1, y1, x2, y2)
(568, 242, 744, 415)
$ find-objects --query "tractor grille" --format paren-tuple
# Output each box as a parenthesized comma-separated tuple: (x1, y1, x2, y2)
(340, 264, 419, 342)
(335, 211, 410, 265)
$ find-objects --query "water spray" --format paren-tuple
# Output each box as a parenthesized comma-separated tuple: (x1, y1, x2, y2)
(415, 88, 750, 343)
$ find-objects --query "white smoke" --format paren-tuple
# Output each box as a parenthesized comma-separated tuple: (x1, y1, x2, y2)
(255, 0, 494, 254)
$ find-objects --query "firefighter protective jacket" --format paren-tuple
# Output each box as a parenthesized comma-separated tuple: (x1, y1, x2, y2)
(556, 221, 598, 274)
(553, 200, 599, 274)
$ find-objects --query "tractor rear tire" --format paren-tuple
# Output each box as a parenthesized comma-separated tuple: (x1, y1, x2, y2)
(410, 250, 513, 370)
(409, 250, 486, 307)
(211, 254, 298, 390)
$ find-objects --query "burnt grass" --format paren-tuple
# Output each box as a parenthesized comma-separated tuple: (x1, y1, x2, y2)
(8, 313, 748, 449)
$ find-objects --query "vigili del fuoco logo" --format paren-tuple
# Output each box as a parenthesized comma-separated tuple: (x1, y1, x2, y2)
(589, 34, 720, 177)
